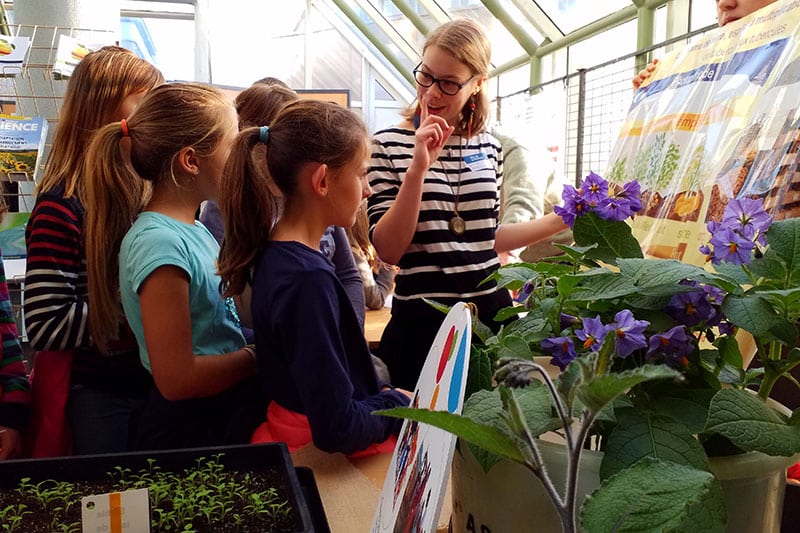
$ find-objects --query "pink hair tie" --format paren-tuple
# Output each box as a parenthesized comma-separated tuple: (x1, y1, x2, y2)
(120, 119, 130, 137)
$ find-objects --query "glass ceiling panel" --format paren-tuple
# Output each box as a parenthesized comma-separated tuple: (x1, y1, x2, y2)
(533, 0, 632, 34)
(430, 0, 539, 67)
(121, 1, 195, 16)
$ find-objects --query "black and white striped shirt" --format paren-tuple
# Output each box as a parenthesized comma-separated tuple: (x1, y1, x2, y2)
(368, 127, 504, 304)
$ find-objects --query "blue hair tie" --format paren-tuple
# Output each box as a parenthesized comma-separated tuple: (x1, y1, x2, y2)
(259, 126, 270, 144)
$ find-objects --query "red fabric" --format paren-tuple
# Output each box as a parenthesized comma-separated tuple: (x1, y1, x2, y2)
(251, 402, 397, 458)
(788, 461, 800, 482)
(26, 351, 73, 458)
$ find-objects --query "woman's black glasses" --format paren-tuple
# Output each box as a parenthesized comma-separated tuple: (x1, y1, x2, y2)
(412, 64, 475, 96)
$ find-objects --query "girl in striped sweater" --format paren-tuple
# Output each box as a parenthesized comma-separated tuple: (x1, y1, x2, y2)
(23, 47, 163, 455)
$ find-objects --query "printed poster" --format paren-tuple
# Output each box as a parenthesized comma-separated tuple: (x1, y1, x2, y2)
(0, 114, 48, 183)
(0, 35, 31, 75)
(53, 34, 114, 77)
(372, 302, 472, 533)
(607, 0, 800, 265)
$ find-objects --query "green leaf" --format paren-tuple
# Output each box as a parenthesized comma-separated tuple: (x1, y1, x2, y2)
(556, 359, 582, 413)
(765, 218, 800, 284)
(497, 334, 534, 361)
(375, 407, 526, 464)
(576, 364, 682, 414)
(721, 294, 781, 337)
(650, 387, 715, 434)
(465, 347, 493, 397)
(573, 212, 643, 263)
(673, 481, 727, 533)
(502, 315, 550, 345)
(553, 242, 598, 261)
(705, 389, 800, 456)
(485, 264, 538, 290)
(460, 385, 558, 471)
(472, 316, 494, 344)
(493, 305, 527, 322)
(580, 458, 717, 533)
(599, 410, 710, 480)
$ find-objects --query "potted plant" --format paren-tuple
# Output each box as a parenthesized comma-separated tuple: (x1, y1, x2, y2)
(380, 172, 800, 532)
(0, 443, 329, 532)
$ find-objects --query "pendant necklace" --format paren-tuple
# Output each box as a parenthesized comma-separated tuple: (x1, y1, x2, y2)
(444, 135, 466, 236)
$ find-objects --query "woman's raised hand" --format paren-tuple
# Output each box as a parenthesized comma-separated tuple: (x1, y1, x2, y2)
(412, 98, 455, 173)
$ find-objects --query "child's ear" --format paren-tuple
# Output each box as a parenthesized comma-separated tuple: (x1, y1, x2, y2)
(311, 163, 330, 198)
(175, 146, 200, 177)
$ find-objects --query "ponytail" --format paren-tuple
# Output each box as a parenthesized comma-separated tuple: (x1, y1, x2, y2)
(85, 121, 151, 350)
(217, 127, 279, 297)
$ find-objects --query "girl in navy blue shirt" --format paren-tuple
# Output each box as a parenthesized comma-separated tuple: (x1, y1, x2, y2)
(218, 100, 411, 455)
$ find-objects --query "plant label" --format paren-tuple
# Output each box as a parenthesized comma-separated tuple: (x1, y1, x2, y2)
(81, 488, 150, 533)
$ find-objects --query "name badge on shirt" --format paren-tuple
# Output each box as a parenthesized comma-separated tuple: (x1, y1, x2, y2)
(463, 152, 486, 164)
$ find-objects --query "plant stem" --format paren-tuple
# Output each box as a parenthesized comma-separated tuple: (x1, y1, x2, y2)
(562, 409, 597, 533)
(529, 363, 574, 448)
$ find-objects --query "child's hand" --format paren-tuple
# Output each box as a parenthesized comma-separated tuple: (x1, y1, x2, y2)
(0, 427, 22, 460)
(632, 58, 659, 89)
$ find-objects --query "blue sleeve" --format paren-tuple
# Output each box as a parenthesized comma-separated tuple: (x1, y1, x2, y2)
(198, 201, 225, 245)
(330, 226, 366, 329)
(272, 270, 408, 454)
(126, 225, 193, 294)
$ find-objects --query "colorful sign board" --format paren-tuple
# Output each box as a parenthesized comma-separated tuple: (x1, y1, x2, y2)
(372, 302, 472, 533)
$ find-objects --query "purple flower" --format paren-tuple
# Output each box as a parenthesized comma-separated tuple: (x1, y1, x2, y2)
(610, 310, 650, 358)
(616, 181, 643, 214)
(541, 336, 577, 370)
(700, 198, 772, 263)
(666, 290, 715, 327)
(515, 281, 534, 303)
(580, 172, 608, 206)
(555, 185, 590, 228)
(708, 227, 755, 265)
(647, 325, 694, 367)
(721, 198, 772, 236)
(597, 197, 629, 221)
(560, 313, 581, 331)
(576, 315, 612, 352)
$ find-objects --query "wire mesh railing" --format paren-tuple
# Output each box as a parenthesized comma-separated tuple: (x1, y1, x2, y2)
(495, 23, 718, 190)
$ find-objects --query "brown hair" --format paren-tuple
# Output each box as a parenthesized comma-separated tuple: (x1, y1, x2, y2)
(345, 202, 378, 271)
(85, 82, 234, 349)
(36, 46, 163, 203)
(404, 19, 492, 135)
(235, 84, 298, 129)
(218, 99, 368, 296)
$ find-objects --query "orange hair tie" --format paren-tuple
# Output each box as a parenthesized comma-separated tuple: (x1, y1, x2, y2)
(120, 119, 130, 137)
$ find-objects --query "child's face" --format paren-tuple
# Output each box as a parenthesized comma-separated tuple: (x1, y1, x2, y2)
(330, 141, 371, 228)
(716, 0, 775, 27)
(198, 106, 238, 201)
(118, 90, 148, 120)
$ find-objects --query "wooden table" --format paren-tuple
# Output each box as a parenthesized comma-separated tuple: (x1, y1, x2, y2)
(364, 306, 391, 350)
(291, 444, 451, 532)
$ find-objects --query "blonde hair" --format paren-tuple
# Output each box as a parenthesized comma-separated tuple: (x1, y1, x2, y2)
(404, 18, 492, 135)
(218, 99, 368, 296)
(36, 46, 163, 203)
(85, 82, 234, 349)
(345, 202, 379, 271)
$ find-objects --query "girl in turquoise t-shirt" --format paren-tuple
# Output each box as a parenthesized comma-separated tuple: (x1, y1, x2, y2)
(84, 83, 261, 450)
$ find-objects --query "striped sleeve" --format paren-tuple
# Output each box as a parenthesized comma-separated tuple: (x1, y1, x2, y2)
(0, 250, 30, 430)
(23, 195, 91, 351)
(367, 128, 504, 303)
